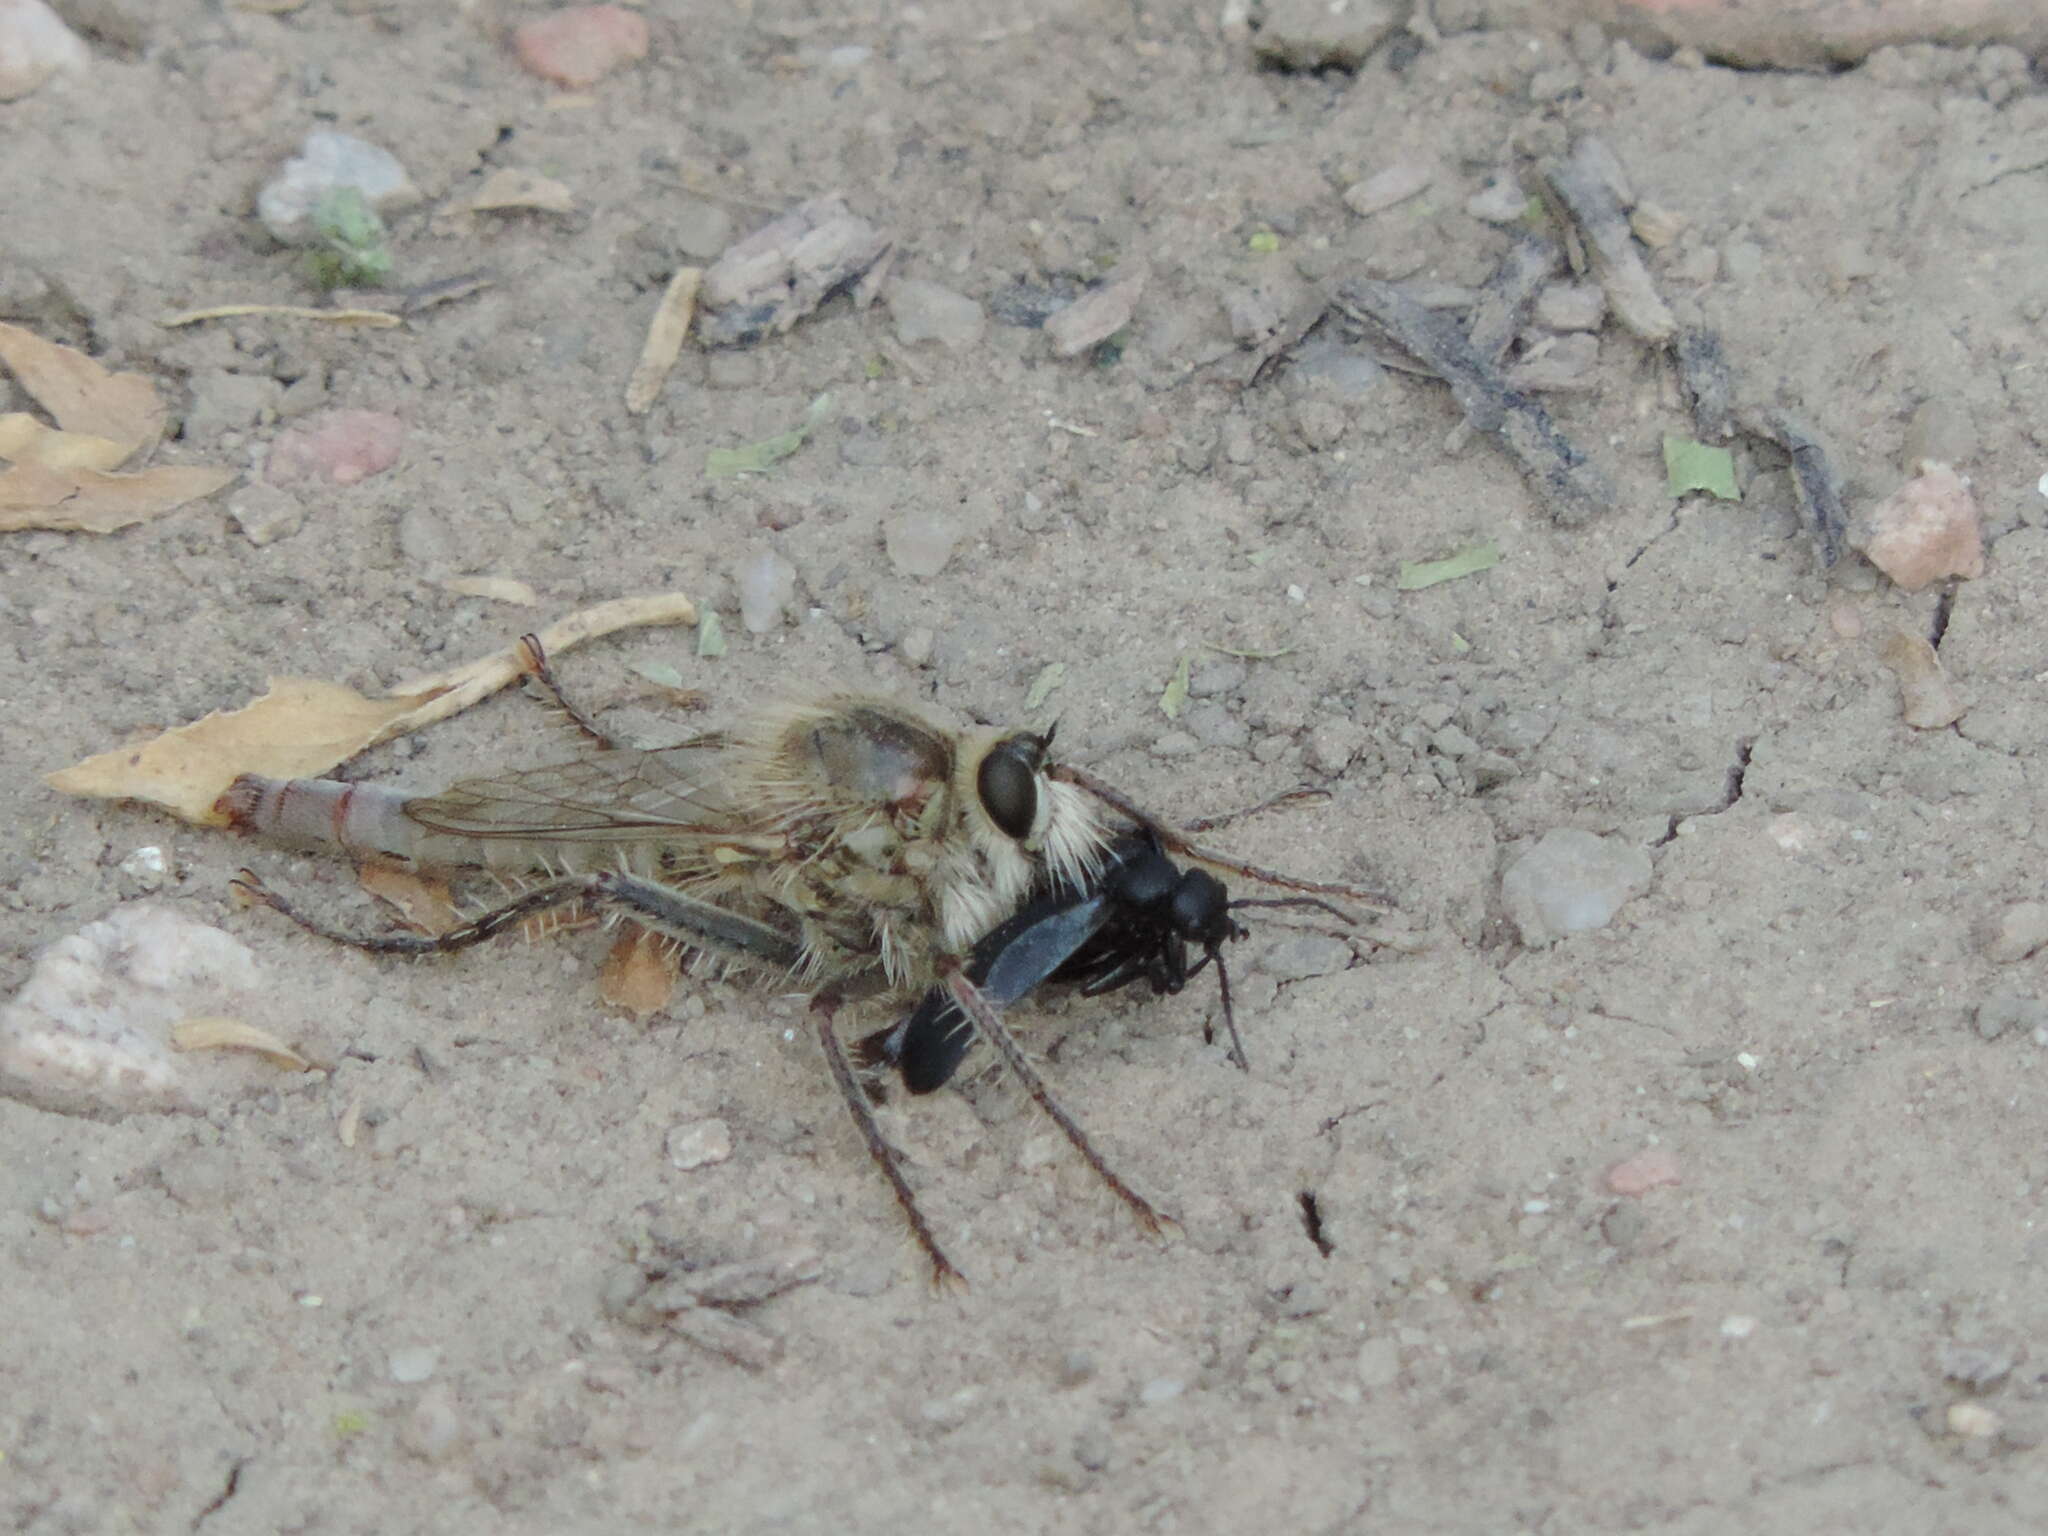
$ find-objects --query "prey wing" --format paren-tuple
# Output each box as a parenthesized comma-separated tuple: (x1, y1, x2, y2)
(401, 737, 749, 844)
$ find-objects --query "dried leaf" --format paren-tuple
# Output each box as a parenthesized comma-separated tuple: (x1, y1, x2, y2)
(0, 413, 132, 471)
(49, 593, 702, 822)
(47, 680, 429, 824)
(468, 168, 576, 215)
(170, 1016, 313, 1071)
(0, 322, 166, 452)
(626, 267, 702, 414)
(357, 864, 461, 934)
(0, 462, 238, 533)
(599, 924, 680, 1018)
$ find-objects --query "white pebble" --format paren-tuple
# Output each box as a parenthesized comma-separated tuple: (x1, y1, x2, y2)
(1138, 1376, 1185, 1406)
(666, 1118, 733, 1171)
(735, 551, 797, 633)
(258, 130, 419, 246)
(1500, 829, 1651, 947)
(0, 0, 88, 102)
(884, 509, 960, 577)
(388, 1346, 440, 1384)
(885, 279, 985, 350)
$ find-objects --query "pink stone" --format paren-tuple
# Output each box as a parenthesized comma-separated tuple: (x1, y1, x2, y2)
(1605, 1145, 1681, 1196)
(1852, 461, 1983, 593)
(513, 4, 650, 88)
(266, 410, 404, 487)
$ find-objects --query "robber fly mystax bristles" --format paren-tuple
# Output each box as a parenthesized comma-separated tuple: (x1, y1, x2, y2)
(213, 634, 1387, 1284)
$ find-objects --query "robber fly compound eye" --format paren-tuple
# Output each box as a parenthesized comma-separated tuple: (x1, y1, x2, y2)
(976, 733, 1046, 842)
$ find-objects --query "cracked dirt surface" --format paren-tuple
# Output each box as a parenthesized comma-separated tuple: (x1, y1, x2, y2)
(6, 4, 2048, 1531)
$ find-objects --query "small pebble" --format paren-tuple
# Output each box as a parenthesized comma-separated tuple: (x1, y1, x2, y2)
(116, 845, 167, 894)
(397, 507, 456, 569)
(1878, 629, 1962, 730)
(1722, 239, 1765, 283)
(513, 4, 650, 88)
(1850, 462, 1983, 592)
(266, 409, 404, 487)
(1939, 1341, 2016, 1393)
(1138, 1376, 1185, 1407)
(1250, 0, 1399, 69)
(1500, 828, 1652, 947)
(1356, 1336, 1399, 1388)
(1604, 1145, 1681, 1195)
(666, 1118, 733, 1171)
(1629, 202, 1685, 248)
(1342, 162, 1433, 217)
(1043, 262, 1147, 357)
(1532, 281, 1606, 333)
(1465, 177, 1529, 224)
(1948, 1401, 2002, 1440)
(388, 1346, 439, 1384)
(400, 1385, 465, 1460)
(884, 509, 960, 578)
(229, 485, 305, 547)
(1072, 1425, 1113, 1472)
(1984, 903, 2048, 964)
(1974, 992, 2048, 1041)
(257, 131, 417, 246)
(1149, 730, 1199, 758)
(735, 551, 797, 633)
(898, 626, 935, 667)
(885, 279, 985, 350)
(0, 0, 87, 102)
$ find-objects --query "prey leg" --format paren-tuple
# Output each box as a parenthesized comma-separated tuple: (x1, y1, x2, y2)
(233, 868, 803, 970)
(1052, 762, 1393, 910)
(1177, 786, 1328, 834)
(939, 960, 1176, 1242)
(812, 991, 965, 1289)
(515, 632, 621, 750)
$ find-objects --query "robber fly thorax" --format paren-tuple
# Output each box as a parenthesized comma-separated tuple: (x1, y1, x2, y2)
(222, 636, 1388, 1284)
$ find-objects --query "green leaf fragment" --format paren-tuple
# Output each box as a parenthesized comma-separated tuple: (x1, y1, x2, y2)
(1158, 653, 1190, 720)
(305, 188, 392, 290)
(1662, 434, 1740, 500)
(695, 610, 727, 658)
(1024, 662, 1066, 712)
(1396, 541, 1501, 591)
(630, 659, 685, 689)
(706, 392, 835, 479)
(1248, 229, 1281, 253)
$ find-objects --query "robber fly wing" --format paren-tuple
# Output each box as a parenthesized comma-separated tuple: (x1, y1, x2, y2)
(401, 737, 745, 843)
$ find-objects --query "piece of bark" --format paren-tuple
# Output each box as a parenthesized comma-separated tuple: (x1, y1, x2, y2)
(1540, 138, 1676, 345)
(1333, 279, 1613, 526)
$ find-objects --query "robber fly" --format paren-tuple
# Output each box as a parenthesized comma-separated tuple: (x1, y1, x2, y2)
(221, 636, 1384, 1283)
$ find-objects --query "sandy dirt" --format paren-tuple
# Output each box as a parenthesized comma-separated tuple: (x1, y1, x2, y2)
(6, 3, 2048, 1531)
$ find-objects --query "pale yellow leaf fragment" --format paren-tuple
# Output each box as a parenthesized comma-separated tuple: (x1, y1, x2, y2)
(0, 413, 131, 471)
(48, 592, 701, 823)
(468, 168, 576, 215)
(0, 321, 166, 452)
(171, 1017, 313, 1071)
(46, 679, 430, 824)
(159, 305, 402, 329)
(599, 924, 680, 1018)
(626, 267, 702, 415)
(0, 462, 238, 533)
